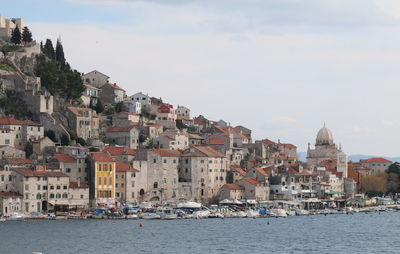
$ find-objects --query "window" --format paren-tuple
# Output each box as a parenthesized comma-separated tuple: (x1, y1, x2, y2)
(63, 185, 67, 190)
(62, 193, 68, 198)
(80, 194, 84, 199)
(43, 186, 48, 190)
(5, 139, 9, 145)
(0, 175, 3, 181)
(25, 184, 29, 191)
(56, 194, 61, 198)
(104, 164, 108, 171)
(50, 185, 54, 190)
(131, 172, 136, 178)
(153, 182, 158, 189)
(121, 183, 124, 188)
(50, 194, 54, 198)
(36, 194, 41, 199)
(8, 175, 11, 181)
(153, 159, 157, 163)
(121, 175, 124, 179)
(66, 168, 71, 173)
(57, 185, 61, 190)
(115, 183, 119, 188)
(37, 185, 41, 190)
(163, 159, 167, 163)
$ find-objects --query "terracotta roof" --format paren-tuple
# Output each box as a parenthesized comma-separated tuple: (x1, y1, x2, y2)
(13, 168, 68, 177)
(151, 149, 181, 157)
(242, 177, 261, 186)
(106, 126, 136, 132)
(107, 82, 125, 91)
(193, 146, 225, 157)
(69, 182, 89, 188)
(0, 192, 23, 198)
(188, 133, 203, 139)
(84, 83, 97, 89)
(254, 167, 270, 177)
(361, 157, 392, 163)
(206, 137, 225, 145)
(3, 157, 32, 165)
(279, 143, 297, 149)
(160, 135, 175, 141)
(233, 167, 246, 176)
(54, 154, 76, 163)
(103, 146, 135, 156)
(300, 169, 312, 174)
(225, 184, 244, 191)
(287, 168, 298, 174)
(23, 120, 42, 127)
(0, 118, 24, 125)
(89, 152, 115, 162)
(67, 107, 98, 117)
(116, 161, 137, 172)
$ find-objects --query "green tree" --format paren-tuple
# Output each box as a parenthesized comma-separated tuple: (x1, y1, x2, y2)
(10, 25, 21, 45)
(43, 39, 55, 59)
(25, 142, 33, 158)
(22, 26, 33, 43)
(94, 100, 104, 114)
(55, 38, 65, 64)
(115, 101, 127, 113)
(60, 134, 70, 146)
(76, 137, 86, 146)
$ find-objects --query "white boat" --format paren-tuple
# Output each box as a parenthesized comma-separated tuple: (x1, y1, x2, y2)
(294, 208, 309, 216)
(225, 211, 247, 218)
(177, 201, 202, 209)
(286, 209, 296, 216)
(141, 213, 161, 219)
(269, 208, 287, 217)
(246, 210, 260, 218)
(193, 210, 210, 219)
(0, 218, 5, 223)
(160, 208, 178, 220)
(125, 214, 139, 219)
(7, 213, 25, 221)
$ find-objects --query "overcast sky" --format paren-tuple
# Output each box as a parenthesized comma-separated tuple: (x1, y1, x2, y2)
(3, 0, 400, 156)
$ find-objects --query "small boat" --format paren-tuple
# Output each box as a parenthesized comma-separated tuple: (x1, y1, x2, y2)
(269, 208, 287, 217)
(294, 208, 309, 216)
(0, 217, 5, 223)
(67, 213, 87, 220)
(208, 212, 224, 219)
(160, 208, 178, 220)
(125, 214, 139, 219)
(286, 209, 296, 216)
(141, 213, 161, 220)
(246, 210, 260, 218)
(7, 213, 25, 221)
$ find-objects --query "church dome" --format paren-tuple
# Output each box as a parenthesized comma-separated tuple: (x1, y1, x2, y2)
(316, 124, 334, 146)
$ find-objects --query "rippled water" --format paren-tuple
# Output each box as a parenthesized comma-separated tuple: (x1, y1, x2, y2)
(1, 211, 400, 254)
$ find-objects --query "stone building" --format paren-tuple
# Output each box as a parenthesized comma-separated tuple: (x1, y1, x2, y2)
(82, 70, 109, 88)
(112, 112, 140, 127)
(115, 161, 138, 205)
(105, 126, 140, 149)
(0, 191, 23, 216)
(175, 106, 191, 121)
(103, 146, 135, 163)
(11, 168, 70, 213)
(360, 158, 392, 175)
(65, 107, 99, 140)
(100, 83, 126, 104)
(0, 146, 25, 159)
(306, 124, 348, 178)
(48, 154, 87, 183)
(81, 84, 100, 106)
(156, 104, 176, 128)
(0, 15, 25, 39)
(123, 100, 142, 114)
(68, 180, 89, 209)
(179, 146, 228, 203)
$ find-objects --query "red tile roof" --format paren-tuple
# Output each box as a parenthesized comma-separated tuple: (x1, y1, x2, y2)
(13, 168, 68, 177)
(0, 118, 24, 125)
(160, 135, 175, 141)
(67, 107, 98, 117)
(69, 182, 89, 188)
(0, 192, 23, 198)
(116, 161, 137, 172)
(225, 184, 244, 191)
(54, 154, 76, 163)
(151, 149, 181, 157)
(206, 137, 225, 145)
(361, 157, 392, 163)
(106, 126, 136, 132)
(103, 146, 135, 156)
(254, 167, 270, 177)
(193, 146, 225, 157)
(3, 157, 32, 165)
(243, 177, 262, 186)
(89, 152, 115, 162)
(107, 82, 125, 91)
(233, 167, 247, 176)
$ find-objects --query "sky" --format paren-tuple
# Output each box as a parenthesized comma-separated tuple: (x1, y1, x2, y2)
(2, 0, 400, 156)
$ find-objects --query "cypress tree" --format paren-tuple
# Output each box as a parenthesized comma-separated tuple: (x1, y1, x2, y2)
(22, 26, 33, 43)
(10, 25, 21, 45)
(43, 39, 55, 59)
(55, 38, 65, 64)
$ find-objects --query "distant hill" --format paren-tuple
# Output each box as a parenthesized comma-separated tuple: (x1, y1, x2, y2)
(298, 152, 400, 163)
